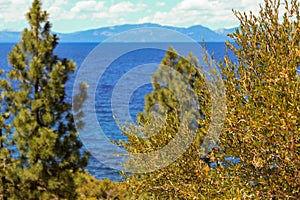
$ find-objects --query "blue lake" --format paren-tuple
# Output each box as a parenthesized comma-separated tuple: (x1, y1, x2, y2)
(0, 42, 230, 181)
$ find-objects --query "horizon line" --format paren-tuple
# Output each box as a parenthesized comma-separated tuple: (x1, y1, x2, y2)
(0, 23, 239, 34)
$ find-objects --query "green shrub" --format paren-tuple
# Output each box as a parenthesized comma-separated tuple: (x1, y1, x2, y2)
(215, 0, 300, 198)
(120, 0, 299, 199)
(75, 171, 130, 200)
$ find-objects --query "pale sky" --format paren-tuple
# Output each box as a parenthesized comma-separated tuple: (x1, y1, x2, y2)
(0, 0, 265, 33)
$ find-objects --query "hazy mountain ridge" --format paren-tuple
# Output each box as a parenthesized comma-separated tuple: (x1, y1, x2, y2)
(215, 27, 239, 36)
(0, 23, 237, 43)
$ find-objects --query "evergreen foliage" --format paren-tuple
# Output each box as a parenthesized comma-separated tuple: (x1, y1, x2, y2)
(0, 0, 89, 199)
(119, 47, 214, 199)
(0, 70, 15, 199)
(0, 0, 299, 199)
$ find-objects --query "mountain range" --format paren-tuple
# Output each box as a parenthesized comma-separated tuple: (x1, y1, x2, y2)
(0, 23, 237, 43)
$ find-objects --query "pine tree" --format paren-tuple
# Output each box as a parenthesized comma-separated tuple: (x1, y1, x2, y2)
(1, 0, 89, 198)
(120, 47, 214, 199)
(0, 70, 14, 199)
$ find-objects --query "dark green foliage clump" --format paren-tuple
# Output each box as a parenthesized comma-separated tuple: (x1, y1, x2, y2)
(0, 0, 89, 199)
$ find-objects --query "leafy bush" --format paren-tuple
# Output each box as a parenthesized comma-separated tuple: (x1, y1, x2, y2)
(215, 0, 299, 198)
(120, 0, 300, 199)
(75, 172, 130, 200)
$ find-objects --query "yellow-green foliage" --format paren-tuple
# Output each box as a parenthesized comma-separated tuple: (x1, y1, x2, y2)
(1, 0, 299, 199)
(120, 0, 300, 199)
(75, 171, 130, 200)
(215, 0, 299, 198)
